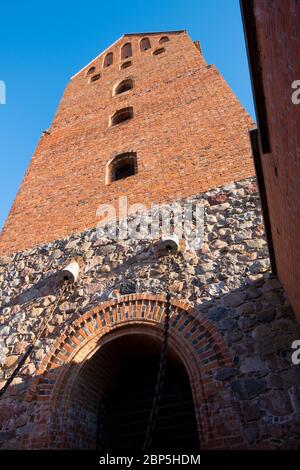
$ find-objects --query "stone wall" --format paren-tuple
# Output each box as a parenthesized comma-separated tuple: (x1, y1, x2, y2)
(0, 177, 300, 449)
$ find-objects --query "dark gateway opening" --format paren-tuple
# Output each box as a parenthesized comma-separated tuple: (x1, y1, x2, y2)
(97, 356, 199, 452)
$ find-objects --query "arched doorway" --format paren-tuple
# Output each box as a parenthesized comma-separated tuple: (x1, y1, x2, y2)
(27, 294, 244, 450)
(96, 334, 199, 452)
(47, 327, 201, 450)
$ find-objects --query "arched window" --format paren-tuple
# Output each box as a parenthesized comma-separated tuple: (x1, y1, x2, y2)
(90, 73, 101, 82)
(153, 47, 165, 56)
(121, 43, 132, 60)
(113, 79, 133, 96)
(86, 66, 96, 76)
(103, 52, 113, 68)
(120, 60, 132, 70)
(110, 107, 133, 126)
(140, 37, 151, 51)
(107, 152, 137, 182)
(159, 36, 170, 44)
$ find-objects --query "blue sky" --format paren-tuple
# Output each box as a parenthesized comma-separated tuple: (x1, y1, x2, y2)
(0, 0, 255, 231)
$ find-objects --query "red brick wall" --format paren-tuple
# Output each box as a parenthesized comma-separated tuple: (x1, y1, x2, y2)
(0, 31, 254, 255)
(249, 1, 300, 319)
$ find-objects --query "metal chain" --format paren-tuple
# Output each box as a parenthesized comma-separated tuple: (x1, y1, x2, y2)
(34, 282, 69, 342)
(96, 378, 116, 451)
(96, 391, 109, 451)
(143, 250, 173, 452)
(0, 281, 68, 399)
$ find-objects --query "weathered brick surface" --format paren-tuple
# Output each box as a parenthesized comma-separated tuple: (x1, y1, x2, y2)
(249, 1, 300, 318)
(0, 31, 254, 255)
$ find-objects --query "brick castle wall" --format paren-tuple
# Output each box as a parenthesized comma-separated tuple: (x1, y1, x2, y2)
(0, 31, 254, 255)
(247, 0, 300, 317)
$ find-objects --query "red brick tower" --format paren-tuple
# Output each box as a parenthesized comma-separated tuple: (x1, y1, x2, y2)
(1, 31, 299, 451)
(0, 30, 253, 255)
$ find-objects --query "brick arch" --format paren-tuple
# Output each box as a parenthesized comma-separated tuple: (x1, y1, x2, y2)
(26, 294, 245, 449)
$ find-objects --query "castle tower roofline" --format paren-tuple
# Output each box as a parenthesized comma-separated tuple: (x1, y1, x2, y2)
(124, 30, 185, 36)
(71, 30, 187, 80)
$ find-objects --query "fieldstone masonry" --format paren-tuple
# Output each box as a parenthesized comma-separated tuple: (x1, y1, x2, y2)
(1, 178, 300, 449)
